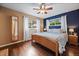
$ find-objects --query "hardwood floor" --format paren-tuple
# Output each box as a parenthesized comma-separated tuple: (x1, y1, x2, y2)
(5, 41, 79, 56)
(9, 41, 54, 56)
(63, 45, 79, 56)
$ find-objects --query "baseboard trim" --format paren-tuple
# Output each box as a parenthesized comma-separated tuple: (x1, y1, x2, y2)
(0, 40, 26, 48)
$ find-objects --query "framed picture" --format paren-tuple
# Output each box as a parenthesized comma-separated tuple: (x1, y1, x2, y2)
(49, 18, 61, 29)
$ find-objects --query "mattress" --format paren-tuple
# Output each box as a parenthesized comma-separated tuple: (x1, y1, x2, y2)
(33, 32, 68, 54)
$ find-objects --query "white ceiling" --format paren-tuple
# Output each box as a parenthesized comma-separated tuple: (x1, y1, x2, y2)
(0, 3, 79, 18)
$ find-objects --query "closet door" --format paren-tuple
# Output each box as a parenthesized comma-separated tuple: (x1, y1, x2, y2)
(12, 16, 18, 41)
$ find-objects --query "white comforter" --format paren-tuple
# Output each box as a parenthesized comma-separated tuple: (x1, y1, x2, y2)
(33, 32, 68, 54)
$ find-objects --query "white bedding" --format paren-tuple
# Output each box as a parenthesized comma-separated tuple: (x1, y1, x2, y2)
(33, 32, 68, 54)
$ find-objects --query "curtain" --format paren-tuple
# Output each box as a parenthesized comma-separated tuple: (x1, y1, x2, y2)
(61, 15, 67, 34)
(36, 18, 40, 32)
(23, 16, 30, 41)
(46, 20, 49, 31)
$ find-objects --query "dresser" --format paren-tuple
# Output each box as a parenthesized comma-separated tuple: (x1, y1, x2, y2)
(68, 35, 78, 46)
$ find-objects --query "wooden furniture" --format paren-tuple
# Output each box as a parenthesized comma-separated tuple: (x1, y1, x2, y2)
(0, 48, 8, 56)
(68, 35, 78, 46)
(32, 35, 59, 56)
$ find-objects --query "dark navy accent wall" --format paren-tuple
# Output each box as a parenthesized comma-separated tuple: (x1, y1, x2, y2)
(67, 10, 79, 35)
(44, 9, 79, 28)
(44, 9, 79, 42)
(67, 9, 79, 27)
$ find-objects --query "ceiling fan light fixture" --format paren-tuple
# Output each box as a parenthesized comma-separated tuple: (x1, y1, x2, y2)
(33, 3, 53, 14)
(39, 9, 48, 14)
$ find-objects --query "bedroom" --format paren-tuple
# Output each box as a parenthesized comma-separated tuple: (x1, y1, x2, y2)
(0, 3, 79, 56)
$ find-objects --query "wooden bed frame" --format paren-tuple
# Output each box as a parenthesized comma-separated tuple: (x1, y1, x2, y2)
(32, 35, 59, 56)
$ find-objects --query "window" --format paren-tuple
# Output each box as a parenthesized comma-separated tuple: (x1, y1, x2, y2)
(12, 16, 18, 41)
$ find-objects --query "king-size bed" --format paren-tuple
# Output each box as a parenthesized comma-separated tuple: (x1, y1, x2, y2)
(32, 32, 68, 56)
(31, 15, 68, 56)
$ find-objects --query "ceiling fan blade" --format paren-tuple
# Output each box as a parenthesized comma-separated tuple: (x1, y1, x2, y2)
(40, 3, 45, 9)
(44, 12, 47, 14)
(33, 8, 40, 10)
(37, 12, 40, 14)
(46, 7, 53, 10)
(40, 3, 42, 9)
(43, 3, 46, 9)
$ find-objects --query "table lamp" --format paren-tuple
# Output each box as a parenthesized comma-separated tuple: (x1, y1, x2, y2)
(69, 28, 74, 35)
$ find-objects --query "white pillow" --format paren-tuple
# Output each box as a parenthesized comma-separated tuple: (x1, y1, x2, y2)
(47, 29, 66, 33)
(47, 29, 61, 33)
(47, 29, 53, 32)
(60, 29, 66, 33)
(52, 29, 61, 33)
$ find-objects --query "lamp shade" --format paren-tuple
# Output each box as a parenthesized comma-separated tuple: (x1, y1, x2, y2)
(69, 28, 74, 32)
(44, 28, 47, 30)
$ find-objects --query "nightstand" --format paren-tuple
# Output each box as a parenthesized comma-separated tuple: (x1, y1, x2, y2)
(68, 35, 78, 46)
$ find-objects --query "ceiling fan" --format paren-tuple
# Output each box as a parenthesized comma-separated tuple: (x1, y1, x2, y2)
(33, 3, 53, 14)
